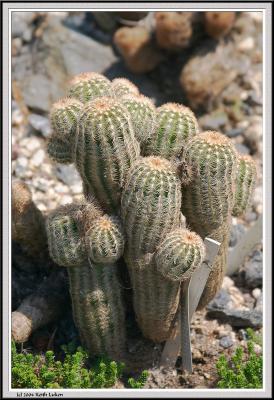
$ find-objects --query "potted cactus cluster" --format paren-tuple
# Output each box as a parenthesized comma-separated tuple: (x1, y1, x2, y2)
(41, 72, 256, 363)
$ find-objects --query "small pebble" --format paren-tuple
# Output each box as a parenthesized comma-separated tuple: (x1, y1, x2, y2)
(31, 149, 45, 167)
(29, 114, 51, 137)
(235, 143, 250, 155)
(226, 127, 243, 138)
(219, 335, 234, 349)
(252, 288, 261, 300)
(238, 37, 255, 52)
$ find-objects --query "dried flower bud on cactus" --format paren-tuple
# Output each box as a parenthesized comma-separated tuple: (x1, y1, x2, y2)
(204, 12, 236, 39)
(120, 94, 156, 146)
(86, 215, 125, 264)
(111, 77, 139, 97)
(143, 103, 199, 160)
(232, 154, 257, 217)
(113, 26, 163, 73)
(68, 72, 112, 103)
(46, 204, 89, 267)
(76, 96, 140, 213)
(12, 180, 47, 258)
(48, 98, 83, 164)
(155, 12, 193, 51)
(155, 228, 205, 282)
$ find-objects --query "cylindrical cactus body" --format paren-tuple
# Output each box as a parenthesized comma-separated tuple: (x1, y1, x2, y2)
(76, 97, 140, 213)
(120, 94, 156, 148)
(46, 203, 126, 360)
(180, 131, 237, 308)
(68, 261, 126, 360)
(121, 157, 184, 341)
(232, 155, 257, 217)
(143, 103, 199, 160)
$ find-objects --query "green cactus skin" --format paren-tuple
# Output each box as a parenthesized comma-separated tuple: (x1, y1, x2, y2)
(85, 215, 125, 264)
(76, 97, 140, 213)
(68, 261, 126, 361)
(180, 131, 237, 309)
(46, 203, 126, 361)
(48, 98, 83, 164)
(155, 228, 205, 282)
(120, 94, 157, 147)
(121, 157, 183, 342)
(46, 204, 88, 267)
(121, 157, 181, 258)
(143, 103, 199, 160)
(232, 154, 257, 217)
(68, 72, 112, 103)
(111, 77, 139, 97)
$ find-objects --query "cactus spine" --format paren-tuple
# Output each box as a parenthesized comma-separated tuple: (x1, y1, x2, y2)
(232, 155, 257, 217)
(76, 97, 140, 213)
(46, 203, 126, 360)
(180, 131, 237, 309)
(143, 103, 199, 160)
(68, 72, 112, 103)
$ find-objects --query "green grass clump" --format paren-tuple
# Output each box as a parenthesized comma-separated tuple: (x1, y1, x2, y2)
(11, 341, 125, 389)
(216, 329, 263, 389)
(127, 370, 149, 388)
(11, 341, 149, 389)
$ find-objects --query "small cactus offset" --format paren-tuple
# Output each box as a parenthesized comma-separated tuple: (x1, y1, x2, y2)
(111, 78, 139, 97)
(232, 155, 257, 217)
(12, 180, 47, 258)
(85, 215, 124, 264)
(46, 202, 126, 361)
(143, 103, 199, 160)
(155, 228, 205, 282)
(68, 72, 112, 103)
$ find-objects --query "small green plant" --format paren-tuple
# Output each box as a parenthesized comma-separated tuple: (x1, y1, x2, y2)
(216, 329, 263, 389)
(127, 370, 149, 388)
(11, 341, 125, 389)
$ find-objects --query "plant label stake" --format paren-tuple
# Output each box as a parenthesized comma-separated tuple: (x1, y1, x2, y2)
(160, 237, 220, 371)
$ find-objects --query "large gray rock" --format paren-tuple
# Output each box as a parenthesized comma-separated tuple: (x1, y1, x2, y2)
(13, 16, 118, 113)
(245, 250, 263, 289)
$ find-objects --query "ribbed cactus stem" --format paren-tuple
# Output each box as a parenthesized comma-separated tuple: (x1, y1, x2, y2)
(68, 72, 112, 103)
(46, 203, 126, 361)
(48, 98, 83, 164)
(232, 154, 257, 217)
(120, 94, 157, 146)
(122, 157, 181, 257)
(121, 157, 183, 342)
(155, 228, 205, 282)
(12, 180, 47, 258)
(68, 262, 126, 360)
(85, 215, 124, 264)
(143, 103, 199, 160)
(180, 131, 237, 308)
(76, 96, 140, 213)
(111, 77, 139, 97)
